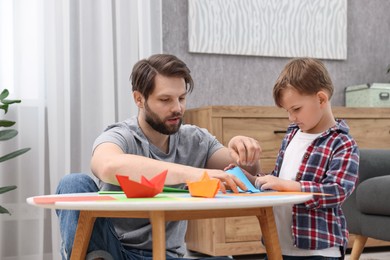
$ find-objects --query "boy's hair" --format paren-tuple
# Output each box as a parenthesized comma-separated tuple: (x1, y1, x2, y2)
(273, 58, 334, 107)
(130, 54, 194, 101)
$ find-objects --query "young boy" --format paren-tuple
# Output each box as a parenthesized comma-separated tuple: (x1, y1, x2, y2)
(255, 58, 359, 259)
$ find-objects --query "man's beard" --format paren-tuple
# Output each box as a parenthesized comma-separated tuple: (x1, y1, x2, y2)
(144, 102, 182, 135)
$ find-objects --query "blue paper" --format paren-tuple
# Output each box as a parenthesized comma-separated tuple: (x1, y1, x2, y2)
(225, 166, 260, 193)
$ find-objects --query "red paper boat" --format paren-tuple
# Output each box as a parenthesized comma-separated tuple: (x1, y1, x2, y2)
(116, 170, 168, 198)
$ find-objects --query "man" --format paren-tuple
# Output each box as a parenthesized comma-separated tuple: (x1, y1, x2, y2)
(56, 54, 261, 260)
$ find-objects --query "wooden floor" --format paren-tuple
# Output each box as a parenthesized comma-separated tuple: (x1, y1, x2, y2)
(345, 247, 390, 260)
(186, 247, 390, 259)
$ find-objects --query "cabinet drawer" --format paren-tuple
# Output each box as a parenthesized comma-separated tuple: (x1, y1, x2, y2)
(261, 159, 277, 174)
(345, 119, 390, 148)
(225, 216, 261, 242)
(222, 118, 289, 159)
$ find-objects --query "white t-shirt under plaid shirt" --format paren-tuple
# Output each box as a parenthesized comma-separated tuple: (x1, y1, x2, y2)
(273, 129, 341, 257)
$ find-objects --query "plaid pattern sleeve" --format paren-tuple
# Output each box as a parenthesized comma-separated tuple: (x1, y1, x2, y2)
(273, 120, 359, 254)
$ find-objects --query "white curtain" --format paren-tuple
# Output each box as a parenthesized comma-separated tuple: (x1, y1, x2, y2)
(0, 0, 162, 259)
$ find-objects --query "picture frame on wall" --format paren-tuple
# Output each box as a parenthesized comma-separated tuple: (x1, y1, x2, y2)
(188, 0, 347, 60)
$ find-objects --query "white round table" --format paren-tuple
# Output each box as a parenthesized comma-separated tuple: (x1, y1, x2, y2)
(27, 191, 313, 260)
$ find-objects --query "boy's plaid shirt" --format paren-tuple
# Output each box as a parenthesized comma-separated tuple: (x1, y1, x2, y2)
(272, 119, 359, 254)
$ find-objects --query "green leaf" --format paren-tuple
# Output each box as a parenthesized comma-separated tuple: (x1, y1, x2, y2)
(0, 89, 9, 101)
(0, 185, 17, 214)
(2, 99, 21, 105)
(0, 185, 17, 194)
(0, 104, 9, 114)
(0, 129, 18, 141)
(0, 205, 12, 214)
(0, 120, 15, 127)
(0, 148, 31, 163)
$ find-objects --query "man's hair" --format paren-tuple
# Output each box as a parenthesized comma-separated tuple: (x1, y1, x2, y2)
(130, 54, 194, 100)
(273, 58, 334, 107)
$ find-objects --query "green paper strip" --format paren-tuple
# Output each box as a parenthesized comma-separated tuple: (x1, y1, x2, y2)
(162, 187, 189, 193)
(98, 186, 189, 195)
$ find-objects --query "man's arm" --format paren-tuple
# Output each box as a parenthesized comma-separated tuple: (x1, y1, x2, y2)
(91, 142, 248, 193)
(206, 135, 261, 175)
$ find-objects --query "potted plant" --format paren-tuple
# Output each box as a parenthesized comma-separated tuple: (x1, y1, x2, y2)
(0, 89, 30, 214)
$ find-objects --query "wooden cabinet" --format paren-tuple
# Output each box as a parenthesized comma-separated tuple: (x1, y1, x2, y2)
(183, 106, 390, 256)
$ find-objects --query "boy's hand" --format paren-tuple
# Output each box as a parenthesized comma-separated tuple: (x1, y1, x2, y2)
(255, 175, 301, 191)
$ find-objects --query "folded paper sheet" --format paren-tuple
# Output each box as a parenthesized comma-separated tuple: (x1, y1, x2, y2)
(187, 172, 220, 198)
(225, 166, 260, 193)
(116, 170, 168, 198)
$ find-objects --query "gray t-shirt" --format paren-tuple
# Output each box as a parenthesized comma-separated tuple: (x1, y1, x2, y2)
(92, 116, 223, 257)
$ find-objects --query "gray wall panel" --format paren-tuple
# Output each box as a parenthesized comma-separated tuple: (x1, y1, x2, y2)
(162, 0, 390, 108)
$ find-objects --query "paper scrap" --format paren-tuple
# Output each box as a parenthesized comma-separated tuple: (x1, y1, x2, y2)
(33, 195, 116, 204)
(225, 166, 260, 193)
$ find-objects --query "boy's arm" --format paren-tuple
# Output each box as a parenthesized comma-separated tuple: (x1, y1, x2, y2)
(300, 142, 359, 208)
(255, 175, 301, 191)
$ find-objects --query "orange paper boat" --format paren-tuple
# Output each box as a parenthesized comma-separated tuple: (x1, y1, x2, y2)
(187, 172, 220, 198)
(116, 170, 168, 198)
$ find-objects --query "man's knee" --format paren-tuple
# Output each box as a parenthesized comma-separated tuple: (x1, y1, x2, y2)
(56, 173, 99, 194)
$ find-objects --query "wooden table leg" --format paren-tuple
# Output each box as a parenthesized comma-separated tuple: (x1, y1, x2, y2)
(257, 207, 282, 260)
(150, 211, 166, 260)
(70, 211, 96, 260)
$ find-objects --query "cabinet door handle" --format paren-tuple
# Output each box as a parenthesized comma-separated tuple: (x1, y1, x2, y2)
(273, 130, 287, 134)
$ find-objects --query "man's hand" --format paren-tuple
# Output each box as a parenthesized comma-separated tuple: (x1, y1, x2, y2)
(228, 136, 261, 167)
(206, 169, 247, 193)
